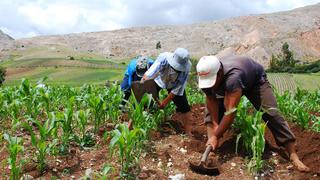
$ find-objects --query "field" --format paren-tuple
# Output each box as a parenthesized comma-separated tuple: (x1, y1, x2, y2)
(0, 79, 319, 179)
(1, 45, 126, 86)
(1, 50, 320, 179)
(267, 73, 320, 92)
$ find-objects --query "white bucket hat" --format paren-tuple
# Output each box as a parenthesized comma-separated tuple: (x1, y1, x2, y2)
(167, 48, 191, 72)
(196, 56, 221, 89)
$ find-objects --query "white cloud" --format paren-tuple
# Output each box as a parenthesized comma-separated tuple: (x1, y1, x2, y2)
(0, 0, 319, 39)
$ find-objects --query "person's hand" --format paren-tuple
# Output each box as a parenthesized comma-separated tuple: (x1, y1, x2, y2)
(206, 135, 219, 150)
(158, 101, 166, 109)
(140, 75, 148, 83)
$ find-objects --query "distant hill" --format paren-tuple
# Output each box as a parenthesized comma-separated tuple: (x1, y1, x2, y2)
(0, 30, 14, 59)
(2, 3, 320, 67)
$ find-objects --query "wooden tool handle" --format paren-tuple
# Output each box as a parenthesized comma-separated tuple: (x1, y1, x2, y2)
(201, 145, 213, 163)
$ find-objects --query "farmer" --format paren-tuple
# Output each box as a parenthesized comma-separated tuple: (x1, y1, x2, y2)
(120, 55, 153, 106)
(196, 55, 310, 172)
(141, 48, 193, 135)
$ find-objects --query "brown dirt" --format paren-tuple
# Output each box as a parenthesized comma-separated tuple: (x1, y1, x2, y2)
(5, 67, 33, 76)
(142, 104, 320, 179)
(0, 104, 319, 179)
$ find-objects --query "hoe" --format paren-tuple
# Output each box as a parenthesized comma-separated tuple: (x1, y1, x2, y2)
(189, 145, 220, 176)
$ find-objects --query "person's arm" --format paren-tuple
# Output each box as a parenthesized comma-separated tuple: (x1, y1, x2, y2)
(158, 92, 175, 109)
(206, 95, 220, 139)
(214, 88, 242, 138)
(141, 54, 166, 82)
(206, 88, 242, 150)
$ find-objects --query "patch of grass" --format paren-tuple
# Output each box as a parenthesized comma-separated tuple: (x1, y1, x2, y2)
(3, 67, 123, 86)
(267, 73, 320, 92)
(293, 73, 320, 90)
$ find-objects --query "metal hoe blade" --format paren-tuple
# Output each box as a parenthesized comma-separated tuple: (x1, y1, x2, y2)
(189, 146, 220, 176)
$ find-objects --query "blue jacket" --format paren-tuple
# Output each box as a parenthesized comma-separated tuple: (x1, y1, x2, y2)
(123, 58, 154, 89)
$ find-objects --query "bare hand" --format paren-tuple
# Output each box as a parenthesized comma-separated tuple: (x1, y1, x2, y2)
(206, 136, 219, 150)
(140, 75, 148, 82)
(158, 101, 165, 109)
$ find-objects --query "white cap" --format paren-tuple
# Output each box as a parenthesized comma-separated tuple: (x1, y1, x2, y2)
(196, 56, 221, 88)
(167, 48, 191, 72)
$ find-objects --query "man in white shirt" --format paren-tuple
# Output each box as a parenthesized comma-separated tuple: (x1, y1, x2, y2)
(142, 48, 193, 135)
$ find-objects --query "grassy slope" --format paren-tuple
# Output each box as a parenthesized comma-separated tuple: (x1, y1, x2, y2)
(3, 67, 123, 86)
(267, 72, 320, 92)
(1, 45, 126, 86)
(2, 46, 320, 88)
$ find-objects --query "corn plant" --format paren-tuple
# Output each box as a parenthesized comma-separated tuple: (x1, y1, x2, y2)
(19, 79, 40, 119)
(158, 89, 175, 117)
(87, 94, 106, 133)
(186, 86, 205, 105)
(234, 98, 266, 173)
(7, 100, 21, 130)
(109, 124, 146, 178)
(56, 97, 75, 154)
(312, 117, 320, 132)
(4, 134, 24, 180)
(75, 109, 95, 148)
(291, 102, 312, 129)
(22, 116, 58, 172)
(104, 84, 122, 123)
(128, 93, 152, 129)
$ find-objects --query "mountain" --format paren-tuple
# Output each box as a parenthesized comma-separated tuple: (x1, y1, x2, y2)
(5, 3, 320, 67)
(0, 30, 14, 59)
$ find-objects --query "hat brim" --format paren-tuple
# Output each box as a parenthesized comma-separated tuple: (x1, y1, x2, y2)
(198, 74, 217, 89)
(167, 55, 191, 72)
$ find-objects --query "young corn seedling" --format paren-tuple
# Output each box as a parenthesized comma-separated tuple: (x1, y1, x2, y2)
(56, 98, 75, 154)
(8, 100, 22, 130)
(19, 79, 41, 119)
(128, 93, 156, 133)
(186, 86, 205, 105)
(22, 116, 57, 172)
(235, 98, 266, 173)
(109, 123, 146, 178)
(75, 109, 95, 148)
(87, 94, 106, 133)
(4, 134, 24, 180)
(104, 84, 123, 123)
(292, 102, 312, 129)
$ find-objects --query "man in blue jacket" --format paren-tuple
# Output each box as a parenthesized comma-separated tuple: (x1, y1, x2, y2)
(120, 55, 153, 106)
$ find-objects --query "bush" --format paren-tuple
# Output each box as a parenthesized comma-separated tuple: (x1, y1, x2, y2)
(156, 41, 161, 49)
(267, 42, 320, 73)
(0, 66, 6, 86)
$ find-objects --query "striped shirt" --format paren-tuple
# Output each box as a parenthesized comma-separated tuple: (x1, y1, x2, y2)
(145, 52, 190, 96)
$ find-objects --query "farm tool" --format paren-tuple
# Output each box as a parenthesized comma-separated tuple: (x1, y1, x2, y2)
(189, 145, 220, 176)
(131, 79, 158, 102)
(128, 79, 159, 129)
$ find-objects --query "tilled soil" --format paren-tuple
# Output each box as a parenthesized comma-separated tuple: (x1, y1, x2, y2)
(140, 104, 320, 180)
(0, 104, 319, 179)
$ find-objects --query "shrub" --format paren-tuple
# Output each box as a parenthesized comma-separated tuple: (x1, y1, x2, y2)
(268, 42, 320, 73)
(0, 66, 6, 86)
(156, 41, 161, 49)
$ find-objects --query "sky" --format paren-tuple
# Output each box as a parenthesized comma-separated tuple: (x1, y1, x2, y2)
(0, 0, 319, 39)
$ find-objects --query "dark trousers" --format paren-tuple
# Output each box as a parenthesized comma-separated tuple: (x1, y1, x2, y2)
(205, 79, 296, 147)
(155, 82, 191, 113)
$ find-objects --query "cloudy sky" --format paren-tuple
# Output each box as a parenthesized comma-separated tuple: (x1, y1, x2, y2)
(1, 0, 319, 39)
